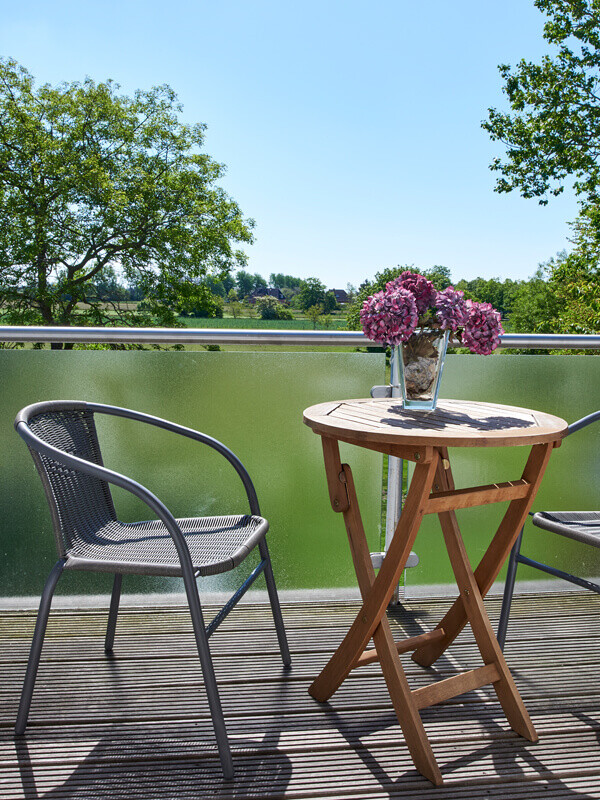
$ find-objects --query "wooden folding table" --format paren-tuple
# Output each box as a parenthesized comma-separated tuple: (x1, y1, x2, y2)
(303, 398, 567, 786)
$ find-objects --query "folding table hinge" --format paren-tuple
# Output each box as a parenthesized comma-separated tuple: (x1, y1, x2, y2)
(331, 468, 349, 511)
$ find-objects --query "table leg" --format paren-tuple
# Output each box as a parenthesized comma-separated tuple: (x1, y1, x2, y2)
(310, 440, 439, 700)
(310, 439, 443, 785)
(412, 443, 554, 671)
(422, 452, 537, 740)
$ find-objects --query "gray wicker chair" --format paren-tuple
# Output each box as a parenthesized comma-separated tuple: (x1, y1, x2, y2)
(14, 400, 291, 778)
(498, 409, 600, 650)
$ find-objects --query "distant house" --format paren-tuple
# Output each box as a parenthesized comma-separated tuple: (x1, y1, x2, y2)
(330, 288, 349, 304)
(248, 287, 286, 303)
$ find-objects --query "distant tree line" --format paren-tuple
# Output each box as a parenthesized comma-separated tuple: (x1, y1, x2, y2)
(83, 268, 346, 323)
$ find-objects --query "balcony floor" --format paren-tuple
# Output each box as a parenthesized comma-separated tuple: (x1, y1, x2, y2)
(1, 592, 600, 798)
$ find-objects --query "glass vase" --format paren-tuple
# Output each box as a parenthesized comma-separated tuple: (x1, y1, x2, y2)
(391, 329, 450, 411)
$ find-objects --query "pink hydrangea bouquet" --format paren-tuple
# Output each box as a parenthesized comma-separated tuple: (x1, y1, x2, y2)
(360, 271, 504, 356)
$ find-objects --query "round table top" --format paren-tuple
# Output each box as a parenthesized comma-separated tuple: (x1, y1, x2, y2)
(303, 398, 569, 448)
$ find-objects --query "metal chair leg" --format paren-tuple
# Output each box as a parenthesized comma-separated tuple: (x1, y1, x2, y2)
(497, 527, 524, 651)
(183, 571, 234, 779)
(258, 538, 291, 668)
(15, 559, 66, 735)
(105, 574, 123, 653)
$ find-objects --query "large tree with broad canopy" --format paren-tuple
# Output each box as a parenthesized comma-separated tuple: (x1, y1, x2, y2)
(0, 58, 254, 346)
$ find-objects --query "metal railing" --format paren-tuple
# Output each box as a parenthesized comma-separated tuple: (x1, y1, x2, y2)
(0, 325, 599, 348)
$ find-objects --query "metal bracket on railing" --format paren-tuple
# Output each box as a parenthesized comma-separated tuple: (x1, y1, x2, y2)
(370, 551, 419, 570)
(370, 385, 392, 399)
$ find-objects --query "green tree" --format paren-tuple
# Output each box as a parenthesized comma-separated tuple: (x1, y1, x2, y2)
(511, 250, 599, 340)
(509, 266, 562, 334)
(551, 212, 600, 332)
(0, 58, 253, 347)
(554, 255, 600, 332)
(91, 266, 129, 301)
(177, 284, 224, 318)
(221, 273, 235, 295)
(234, 271, 267, 297)
(253, 273, 267, 292)
(322, 290, 338, 313)
(126, 277, 146, 301)
(280, 287, 297, 303)
(204, 275, 225, 298)
(305, 304, 323, 329)
(269, 273, 303, 290)
(229, 300, 243, 318)
(254, 295, 293, 320)
(454, 277, 519, 317)
(424, 265, 452, 290)
(235, 270, 255, 298)
(484, 0, 600, 206)
(297, 277, 326, 311)
(483, 0, 600, 325)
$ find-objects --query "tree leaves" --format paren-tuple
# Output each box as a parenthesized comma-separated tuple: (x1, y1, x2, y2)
(484, 0, 600, 204)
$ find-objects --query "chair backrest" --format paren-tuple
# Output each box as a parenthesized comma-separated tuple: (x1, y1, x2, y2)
(19, 403, 117, 557)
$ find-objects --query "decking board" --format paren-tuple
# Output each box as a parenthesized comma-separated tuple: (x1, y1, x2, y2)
(1, 593, 599, 798)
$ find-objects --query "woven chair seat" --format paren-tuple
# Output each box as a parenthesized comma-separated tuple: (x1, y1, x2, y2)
(532, 511, 600, 548)
(65, 514, 268, 577)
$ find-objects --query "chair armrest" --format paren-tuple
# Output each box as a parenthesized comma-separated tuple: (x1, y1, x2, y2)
(87, 403, 261, 516)
(567, 410, 600, 436)
(15, 420, 198, 582)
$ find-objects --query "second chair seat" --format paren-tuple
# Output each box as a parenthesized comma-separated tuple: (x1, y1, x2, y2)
(64, 514, 269, 576)
(531, 511, 600, 547)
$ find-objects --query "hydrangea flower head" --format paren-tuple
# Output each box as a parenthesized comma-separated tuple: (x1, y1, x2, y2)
(386, 272, 437, 315)
(435, 287, 468, 332)
(360, 287, 418, 346)
(461, 300, 504, 355)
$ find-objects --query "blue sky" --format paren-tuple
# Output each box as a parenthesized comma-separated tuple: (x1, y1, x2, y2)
(0, 0, 580, 288)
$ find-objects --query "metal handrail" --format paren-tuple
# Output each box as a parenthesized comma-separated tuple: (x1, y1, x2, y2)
(0, 326, 599, 349)
(0, 326, 367, 346)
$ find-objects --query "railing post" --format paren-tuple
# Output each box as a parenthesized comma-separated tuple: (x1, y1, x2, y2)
(370, 348, 419, 604)
(386, 346, 404, 604)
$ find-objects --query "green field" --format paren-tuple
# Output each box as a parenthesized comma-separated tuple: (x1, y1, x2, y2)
(177, 311, 353, 352)
(179, 314, 348, 330)
(0, 306, 354, 351)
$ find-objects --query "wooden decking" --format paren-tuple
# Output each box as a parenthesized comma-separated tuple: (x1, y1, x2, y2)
(1, 592, 600, 798)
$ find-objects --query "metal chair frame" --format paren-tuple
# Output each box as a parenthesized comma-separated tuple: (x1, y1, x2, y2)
(14, 400, 291, 779)
(498, 409, 600, 650)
